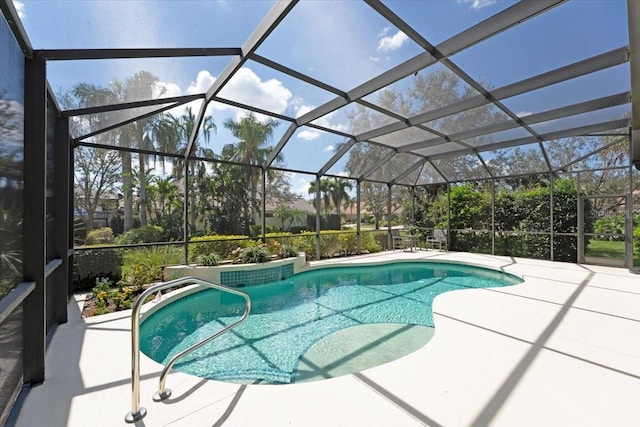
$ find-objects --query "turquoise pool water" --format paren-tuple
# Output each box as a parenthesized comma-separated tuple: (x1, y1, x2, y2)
(140, 261, 521, 384)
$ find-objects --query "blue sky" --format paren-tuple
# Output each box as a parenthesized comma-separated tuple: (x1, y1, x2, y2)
(13, 0, 631, 193)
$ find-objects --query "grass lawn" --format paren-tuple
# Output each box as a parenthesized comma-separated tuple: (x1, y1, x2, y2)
(586, 239, 640, 264)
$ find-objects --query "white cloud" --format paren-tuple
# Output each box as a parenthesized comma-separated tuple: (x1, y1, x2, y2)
(154, 81, 182, 99)
(298, 130, 320, 141)
(295, 103, 315, 118)
(12, 1, 25, 19)
(457, 0, 497, 10)
(323, 145, 335, 152)
(217, 67, 291, 115)
(377, 30, 408, 52)
(311, 111, 349, 134)
(516, 111, 533, 118)
(187, 70, 216, 95)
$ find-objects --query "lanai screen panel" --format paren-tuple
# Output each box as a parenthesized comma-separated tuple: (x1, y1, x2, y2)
(450, 1, 628, 91)
(362, 63, 484, 120)
(482, 143, 550, 177)
(414, 162, 447, 186)
(371, 126, 438, 149)
(19, 0, 274, 49)
(215, 58, 337, 121)
(432, 154, 490, 181)
(421, 104, 513, 138)
(333, 141, 397, 179)
(11, 0, 634, 190)
(278, 127, 350, 173)
(254, 0, 424, 91)
(367, 152, 423, 183)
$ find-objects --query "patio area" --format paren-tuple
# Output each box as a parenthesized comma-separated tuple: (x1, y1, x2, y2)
(12, 251, 640, 427)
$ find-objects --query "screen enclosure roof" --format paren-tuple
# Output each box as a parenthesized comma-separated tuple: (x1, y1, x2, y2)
(5, 0, 638, 185)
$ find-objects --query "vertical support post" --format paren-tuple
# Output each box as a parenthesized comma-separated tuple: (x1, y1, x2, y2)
(315, 175, 321, 261)
(68, 133, 75, 296)
(53, 114, 70, 323)
(387, 183, 392, 249)
(261, 168, 266, 243)
(447, 183, 451, 249)
(628, 0, 640, 165)
(550, 173, 555, 261)
(491, 179, 495, 255)
(577, 172, 584, 264)
(183, 167, 189, 264)
(23, 52, 47, 383)
(356, 180, 361, 253)
(627, 163, 634, 269)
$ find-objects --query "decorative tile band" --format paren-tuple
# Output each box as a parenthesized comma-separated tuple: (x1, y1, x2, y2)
(220, 264, 295, 287)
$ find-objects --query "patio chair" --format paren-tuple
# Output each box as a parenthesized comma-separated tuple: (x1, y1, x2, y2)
(425, 229, 448, 251)
(391, 229, 407, 251)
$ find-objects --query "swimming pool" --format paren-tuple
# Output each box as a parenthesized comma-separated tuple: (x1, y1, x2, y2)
(140, 261, 522, 384)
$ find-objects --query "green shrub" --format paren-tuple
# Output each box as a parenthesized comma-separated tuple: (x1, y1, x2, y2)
(119, 246, 182, 287)
(90, 277, 135, 316)
(86, 227, 115, 245)
(361, 232, 382, 253)
(115, 225, 164, 245)
(337, 231, 357, 255)
(189, 235, 252, 261)
(593, 214, 626, 240)
(196, 253, 221, 266)
(280, 244, 298, 258)
(239, 245, 269, 264)
(73, 248, 123, 292)
(292, 232, 317, 260)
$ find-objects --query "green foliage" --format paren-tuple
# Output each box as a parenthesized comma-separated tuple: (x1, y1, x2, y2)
(115, 225, 164, 245)
(634, 226, 640, 259)
(593, 213, 626, 240)
(119, 246, 182, 287)
(319, 231, 341, 258)
(448, 183, 490, 229)
(280, 244, 298, 258)
(86, 227, 115, 245)
(109, 215, 124, 236)
(291, 232, 317, 260)
(239, 245, 269, 264)
(337, 231, 358, 255)
(196, 253, 220, 266)
(189, 234, 252, 261)
(361, 232, 383, 253)
(73, 249, 123, 292)
(414, 178, 584, 262)
(90, 277, 135, 316)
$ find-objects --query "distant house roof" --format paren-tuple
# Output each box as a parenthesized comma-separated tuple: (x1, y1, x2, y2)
(265, 197, 315, 214)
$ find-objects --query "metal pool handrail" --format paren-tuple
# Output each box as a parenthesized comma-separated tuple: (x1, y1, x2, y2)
(125, 276, 251, 423)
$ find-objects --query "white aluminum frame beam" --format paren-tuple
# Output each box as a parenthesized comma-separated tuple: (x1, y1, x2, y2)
(399, 92, 631, 153)
(628, 0, 640, 165)
(428, 118, 631, 161)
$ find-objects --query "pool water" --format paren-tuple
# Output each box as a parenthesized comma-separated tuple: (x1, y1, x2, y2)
(140, 262, 521, 384)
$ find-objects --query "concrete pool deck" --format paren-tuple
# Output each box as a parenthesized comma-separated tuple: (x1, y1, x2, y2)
(12, 251, 640, 426)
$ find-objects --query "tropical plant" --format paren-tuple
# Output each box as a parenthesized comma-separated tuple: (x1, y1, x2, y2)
(196, 253, 221, 266)
(328, 177, 353, 217)
(308, 178, 332, 215)
(223, 113, 281, 234)
(239, 245, 269, 264)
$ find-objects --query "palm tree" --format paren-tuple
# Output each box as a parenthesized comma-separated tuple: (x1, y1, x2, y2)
(308, 178, 332, 215)
(162, 107, 216, 234)
(222, 113, 280, 235)
(72, 71, 160, 231)
(328, 177, 353, 217)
